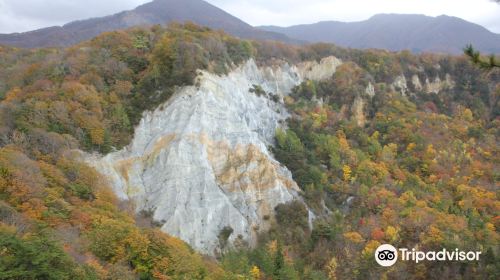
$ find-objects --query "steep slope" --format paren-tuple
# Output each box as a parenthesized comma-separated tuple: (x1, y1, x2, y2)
(88, 57, 342, 255)
(1, 22, 498, 278)
(0, 0, 291, 48)
(261, 14, 500, 54)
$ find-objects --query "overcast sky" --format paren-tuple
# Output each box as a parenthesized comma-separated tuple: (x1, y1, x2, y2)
(0, 0, 499, 34)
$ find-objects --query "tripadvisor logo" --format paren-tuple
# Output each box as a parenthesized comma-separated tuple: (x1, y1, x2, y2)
(374, 244, 482, 267)
(375, 244, 398, 266)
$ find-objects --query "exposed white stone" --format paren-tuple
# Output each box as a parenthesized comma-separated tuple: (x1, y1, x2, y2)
(425, 74, 455, 94)
(365, 82, 375, 98)
(445, 74, 455, 88)
(298, 56, 343, 81)
(351, 96, 366, 127)
(401, 74, 455, 95)
(392, 75, 408, 96)
(87, 57, 341, 255)
(412, 75, 423, 91)
(425, 76, 442, 94)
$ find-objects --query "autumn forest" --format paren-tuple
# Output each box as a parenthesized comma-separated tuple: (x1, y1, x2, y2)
(0, 22, 499, 279)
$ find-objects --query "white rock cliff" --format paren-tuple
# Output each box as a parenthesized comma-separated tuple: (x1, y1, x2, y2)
(87, 57, 342, 255)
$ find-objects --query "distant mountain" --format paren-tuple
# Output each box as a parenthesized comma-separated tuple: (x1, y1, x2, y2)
(0, 0, 291, 48)
(260, 14, 500, 54)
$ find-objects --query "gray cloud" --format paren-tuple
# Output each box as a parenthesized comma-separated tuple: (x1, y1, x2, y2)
(1, 0, 144, 21)
(0, 0, 499, 34)
(0, 0, 144, 33)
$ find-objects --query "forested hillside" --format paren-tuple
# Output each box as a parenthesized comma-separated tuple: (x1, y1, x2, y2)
(0, 23, 498, 279)
(0, 0, 292, 48)
(0, 23, 258, 279)
(221, 47, 500, 279)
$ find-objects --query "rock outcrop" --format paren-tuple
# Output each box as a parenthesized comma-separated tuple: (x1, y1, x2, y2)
(365, 82, 375, 98)
(392, 75, 409, 96)
(392, 73, 456, 96)
(351, 96, 366, 127)
(87, 57, 341, 255)
(412, 74, 455, 94)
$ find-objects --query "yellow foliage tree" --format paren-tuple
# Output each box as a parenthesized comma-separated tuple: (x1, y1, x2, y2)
(385, 226, 398, 242)
(362, 240, 381, 258)
(250, 266, 261, 280)
(89, 127, 105, 146)
(343, 231, 365, 243)
(342, 165, 352, 182)
(325, 257, 338, 280)
(406, 142, 416, 152)
(267, 239, 278, 254)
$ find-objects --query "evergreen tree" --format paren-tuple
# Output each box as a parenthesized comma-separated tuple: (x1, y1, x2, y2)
(464, 45, 500, 70)
(273, 244, 285, 278)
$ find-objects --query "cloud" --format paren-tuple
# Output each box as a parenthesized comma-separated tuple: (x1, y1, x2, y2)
(0, 0, 145, 33)
(0, 0, 499, 34)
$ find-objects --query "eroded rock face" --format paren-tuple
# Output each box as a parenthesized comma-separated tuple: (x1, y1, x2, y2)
(412, 75, 423, 91)
(365, 82, 375, 98)
(412, 74, 455, 94)
(351, 96, 366, 127)
(392, 75, 408, 96)
(425, 74, 455, 94)
(87, 57, 341, 255)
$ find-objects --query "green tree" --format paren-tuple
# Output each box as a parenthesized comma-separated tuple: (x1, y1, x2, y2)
(0, 230, 79, 280)
(464, 45, 500, 70)
(273, 244, 285, 278)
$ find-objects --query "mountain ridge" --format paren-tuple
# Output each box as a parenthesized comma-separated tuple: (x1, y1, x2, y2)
(1, 2, 499, 54)
(260, 13, 500, 54)
(0, 0, 292, 48)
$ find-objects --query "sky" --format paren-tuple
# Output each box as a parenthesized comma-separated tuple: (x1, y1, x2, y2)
(0, 0, 499, 34)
